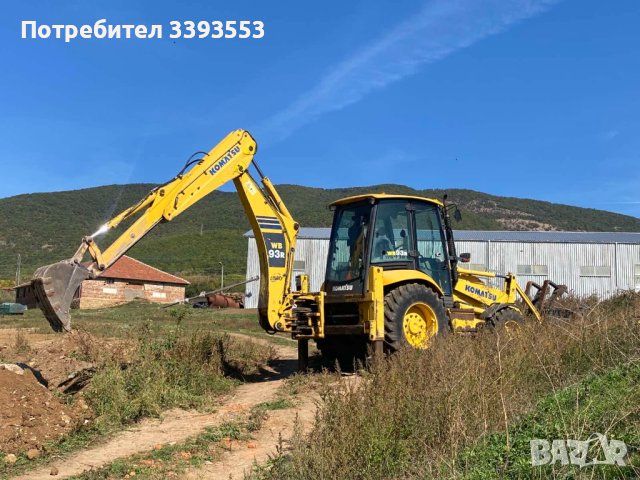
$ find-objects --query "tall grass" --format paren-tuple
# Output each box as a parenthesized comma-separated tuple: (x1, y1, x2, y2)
(85, 324, 276, 430)
(458, 361, 639, 479)
(257, 292, 640, 480)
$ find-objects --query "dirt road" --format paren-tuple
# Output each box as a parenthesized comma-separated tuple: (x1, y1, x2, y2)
(184, 395, 317, 480)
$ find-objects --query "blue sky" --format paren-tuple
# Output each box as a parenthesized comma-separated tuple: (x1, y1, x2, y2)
(1, 0, 639, 217)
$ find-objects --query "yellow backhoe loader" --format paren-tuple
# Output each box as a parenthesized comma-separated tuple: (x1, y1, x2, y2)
(18, 129, 565, 369)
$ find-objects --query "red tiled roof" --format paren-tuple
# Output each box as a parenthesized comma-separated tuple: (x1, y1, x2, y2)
(90, 256, 189, 285)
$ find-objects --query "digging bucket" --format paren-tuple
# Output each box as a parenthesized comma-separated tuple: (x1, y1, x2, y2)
(27, 260, 92, 332)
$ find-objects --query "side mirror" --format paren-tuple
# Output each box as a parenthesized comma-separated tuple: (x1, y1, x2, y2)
(454, 208, 462, 222)
(459, 253, 471, 263)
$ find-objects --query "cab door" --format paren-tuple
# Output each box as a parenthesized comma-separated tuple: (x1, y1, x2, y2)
(411, 202, 453, 296)
(369, 200, 414, 271)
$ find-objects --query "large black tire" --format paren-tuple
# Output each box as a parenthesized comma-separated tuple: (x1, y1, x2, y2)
(491, 307, 525, 330)
(384, 283, 448, 352)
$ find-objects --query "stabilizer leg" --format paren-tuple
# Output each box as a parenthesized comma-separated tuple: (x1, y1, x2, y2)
(297, 339, 309, 372)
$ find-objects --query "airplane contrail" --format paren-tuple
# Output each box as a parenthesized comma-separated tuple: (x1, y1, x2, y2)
(257, 0, 561, 142)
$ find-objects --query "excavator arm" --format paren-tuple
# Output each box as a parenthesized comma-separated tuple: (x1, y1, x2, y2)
(23, 130, 300, 332)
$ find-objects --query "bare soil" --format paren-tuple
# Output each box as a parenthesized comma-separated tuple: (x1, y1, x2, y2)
(1, 326, 328, 479)
(185, 395, 318, 480)
(0, 328, 126, 456)
(0, 328, 130, 392)
(0, 368, 85, 455)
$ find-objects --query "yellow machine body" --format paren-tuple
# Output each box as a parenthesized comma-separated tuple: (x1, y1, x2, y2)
(291, 193, 555, 360)
(291, 264, 540, 345)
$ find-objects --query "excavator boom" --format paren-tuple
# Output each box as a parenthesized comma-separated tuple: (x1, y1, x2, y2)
(20, 130, 299, 332)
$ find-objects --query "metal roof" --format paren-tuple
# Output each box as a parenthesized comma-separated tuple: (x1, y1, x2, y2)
(453, 230, 640, 244)
(244, 227, 330, 239)
(245, 228, 640, 244)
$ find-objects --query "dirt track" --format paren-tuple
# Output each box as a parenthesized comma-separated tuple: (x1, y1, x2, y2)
(13, 339, 317, 480)
(184, 395, 317, 480)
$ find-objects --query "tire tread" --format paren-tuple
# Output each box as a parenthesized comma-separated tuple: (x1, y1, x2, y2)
(383, 283, 447, 352)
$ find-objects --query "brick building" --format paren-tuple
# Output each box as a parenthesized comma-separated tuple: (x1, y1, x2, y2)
(76, 256, 189, 309)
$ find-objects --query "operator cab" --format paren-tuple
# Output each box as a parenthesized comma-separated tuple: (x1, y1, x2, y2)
(324, 195, 455, 298)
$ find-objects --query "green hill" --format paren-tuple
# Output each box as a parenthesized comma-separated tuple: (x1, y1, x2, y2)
(1, 183, 639, 281)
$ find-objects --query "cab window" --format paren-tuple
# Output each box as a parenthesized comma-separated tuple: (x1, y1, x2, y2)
(370, 201, 411, 264)
(326, 204, 371, 282)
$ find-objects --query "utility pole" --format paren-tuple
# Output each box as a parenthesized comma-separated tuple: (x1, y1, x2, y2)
(15, 254, 21, 286)
(218, 261, 224, 289)
(200, 223, 203, 236)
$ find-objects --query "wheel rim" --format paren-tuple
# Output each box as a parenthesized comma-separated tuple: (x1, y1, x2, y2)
(402, 302, 438, 348)
(504, 319, 521, 334)
(499, 309, 523, 333)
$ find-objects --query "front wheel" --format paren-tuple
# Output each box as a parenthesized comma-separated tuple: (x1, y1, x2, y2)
(491, 308, 525, 331)
(384, 283, 448, 352)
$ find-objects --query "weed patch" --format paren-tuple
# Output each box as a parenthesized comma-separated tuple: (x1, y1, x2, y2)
(84, 325, 275, 430)
(456, 362, 639, 479)
(253, 292, 640, 480)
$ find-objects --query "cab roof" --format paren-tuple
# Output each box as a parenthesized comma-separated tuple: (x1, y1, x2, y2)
(330, 193, 444, 207)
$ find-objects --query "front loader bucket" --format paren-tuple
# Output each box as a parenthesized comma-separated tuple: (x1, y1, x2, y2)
(525, 280, 568, 315)
(28, 261, 92, 332)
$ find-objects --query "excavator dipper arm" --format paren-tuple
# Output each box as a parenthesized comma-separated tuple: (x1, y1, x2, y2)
(24, 130, 298, 332)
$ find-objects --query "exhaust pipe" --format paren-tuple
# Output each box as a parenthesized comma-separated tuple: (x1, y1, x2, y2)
(19, 260, 92, 332)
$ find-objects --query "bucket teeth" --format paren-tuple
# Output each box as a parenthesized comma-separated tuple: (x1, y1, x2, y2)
(27, 260, 92, 332)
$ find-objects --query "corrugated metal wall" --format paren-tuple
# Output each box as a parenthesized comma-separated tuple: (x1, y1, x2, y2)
(245, 237, 329, 308)
(455, 241, 632, 297)
(615, 243, 640, 292)
(245, 238, 640, 307)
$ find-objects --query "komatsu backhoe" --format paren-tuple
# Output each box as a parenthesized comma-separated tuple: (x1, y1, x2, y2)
(18, 129, 565, 369)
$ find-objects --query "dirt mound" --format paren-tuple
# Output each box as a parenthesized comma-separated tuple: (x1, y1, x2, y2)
(19, 332, 98, 391)
(0, 368, 84, 454)
(0, 329, 130, 392)
(0, 329, 127, 454)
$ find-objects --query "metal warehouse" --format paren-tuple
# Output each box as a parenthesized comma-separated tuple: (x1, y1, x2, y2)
(244, 229, 640, 308)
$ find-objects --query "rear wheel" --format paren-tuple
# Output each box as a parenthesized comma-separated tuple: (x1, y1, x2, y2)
(384, 283, 448, 352)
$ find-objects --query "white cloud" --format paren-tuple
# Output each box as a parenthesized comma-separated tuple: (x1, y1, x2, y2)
(258, 0, 560, 142)
(601, 129, 620, 141)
